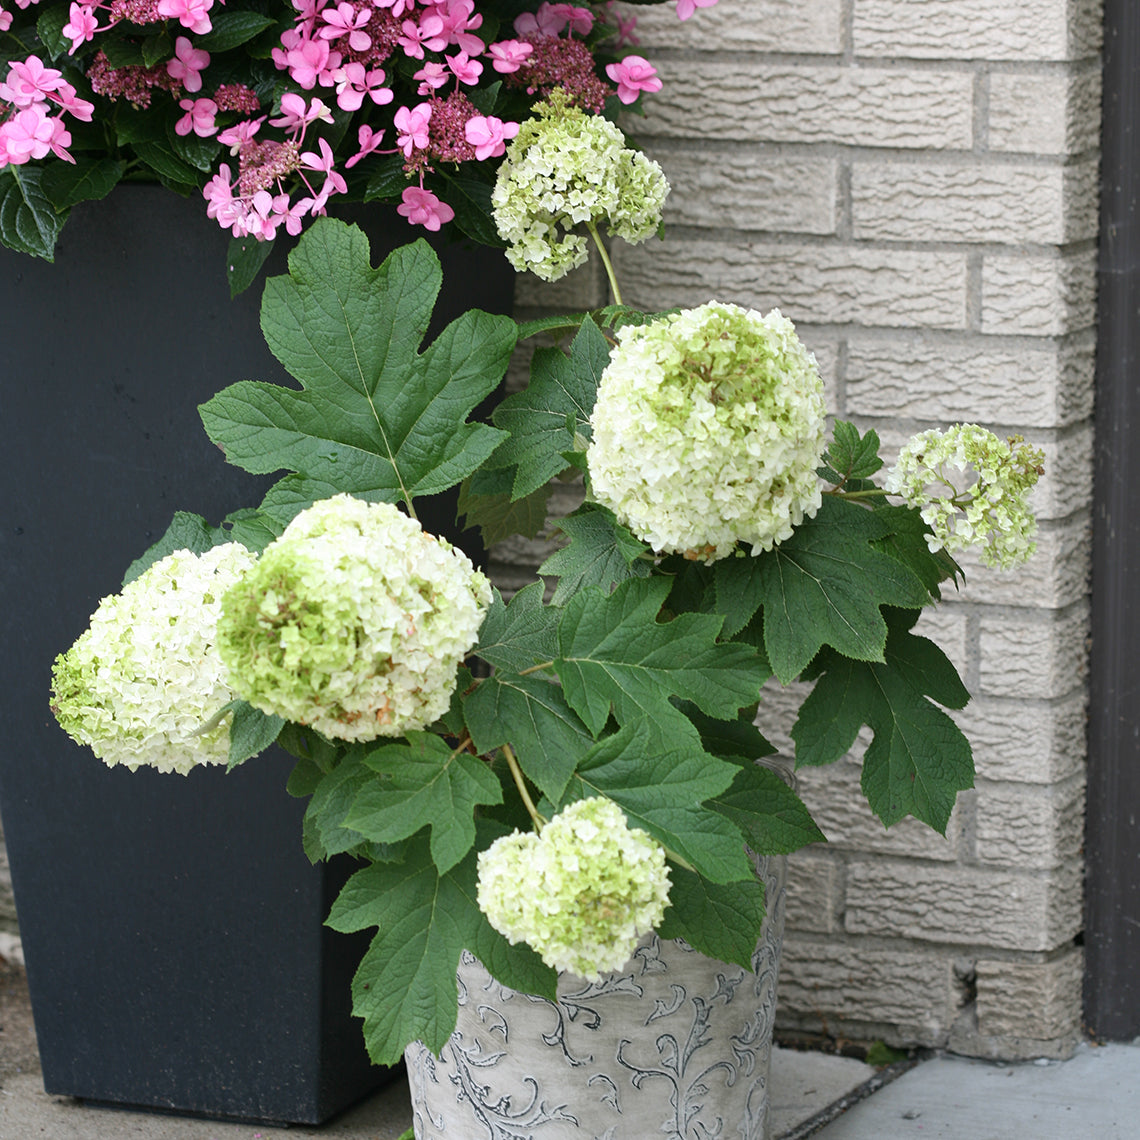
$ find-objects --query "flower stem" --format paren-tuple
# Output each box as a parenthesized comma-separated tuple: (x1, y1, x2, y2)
(586, 220, 623, 306)
(517, 660, 555, 677)
(502, 743, 546, 832)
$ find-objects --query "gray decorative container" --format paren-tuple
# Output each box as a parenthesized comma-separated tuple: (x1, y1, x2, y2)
(406, 853, 787, 1140)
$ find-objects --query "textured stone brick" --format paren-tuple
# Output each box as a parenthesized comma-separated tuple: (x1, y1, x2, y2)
(956, 692, 1086, 784)
(651, 147, 838, 235)
(939, 520, 1091, 610)
(514, 257, 607, 314)
(854, 0, 1103, 62)
(636, 64, 973, 150)
(777, 938, 957, 1037)
(975, 949, 1084, 1038)
(845, 860, 1083, 951)
(978, 607, 1088, 700)
(795, 759, 961, 861)
(844, 333, 1095, 429)
(614, 240, 969, 328)
(988, 68, 1103, 154)
(612, 0, 843, 54)
(784, 853, 843, 934)
(803, 336, 841, 412)
(975, 777, 1085, 868)
(981, 250, 1098, 337)
(851, 163, 1092, 245)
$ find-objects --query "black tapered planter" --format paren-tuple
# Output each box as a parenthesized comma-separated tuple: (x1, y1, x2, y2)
(0, 185, 514, 1123)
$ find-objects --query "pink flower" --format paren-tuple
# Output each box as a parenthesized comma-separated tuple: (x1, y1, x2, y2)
(675, 0, 717, 19)
(430, 0, 484, 54)
(0, 105, 56, 163)
(332, 63, 392, 112)
(514, 2, 565, 37)
(175, 97, 218, 137)
(414, 61, 448, 96)
(1, 56, 65, 109)
(446, 51, 482, 86)
(166, 36, 210, 93)
(605, 55, 662, 104)
(397, 186, 454, 231)
(548, 4, 593, 35)
(0, 8, 11, 32)
(300, 136, 347, 197)
(487, 39, 533, 74)
(464, 115, 519, 161)
(344, 123, 385, 168)
(394, 102, 432, 156)
(397, 17, 436, 59)
(218, 116, 263, 154)
(319, 2, 372, 52)
(269, 92, 333, 133)
(156, 0, 214, 35)
(51, 82, 95, 121)
(284, 36, 340, 90)
(62, 4, 98, 53)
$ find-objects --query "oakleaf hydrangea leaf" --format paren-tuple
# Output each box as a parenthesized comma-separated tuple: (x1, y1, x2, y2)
(326, 831, 555, 1063)
(472, 583, 558, 673)
(346, 732, 503, 874)
(539, 504, 653, 605)
(754, 497, 932, 683)
(709, 761, 826, 854)
(792, 610, 972, 834)
(819, 419, 883, 487)
(464, 672, 594, 803)
(490, 317, 607, 498)
(456, 467, 552, 546)
(199, 219, 514, 516)
(657, 866, 766, 971)
(558, 718, 752, 884)
(555, 577, 767, 736)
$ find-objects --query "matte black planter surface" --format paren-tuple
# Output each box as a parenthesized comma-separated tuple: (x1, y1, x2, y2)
(0, 186, 514, 1123)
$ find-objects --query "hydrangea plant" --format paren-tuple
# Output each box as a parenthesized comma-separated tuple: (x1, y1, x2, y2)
(52, 53, 1044, 1071)
(0, 0, 695, 288)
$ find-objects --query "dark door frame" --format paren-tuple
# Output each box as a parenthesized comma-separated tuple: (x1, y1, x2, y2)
(1085, 0, 1140, 1039)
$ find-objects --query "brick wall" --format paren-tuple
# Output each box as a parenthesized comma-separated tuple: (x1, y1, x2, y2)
(506, 0, 1100, 1059)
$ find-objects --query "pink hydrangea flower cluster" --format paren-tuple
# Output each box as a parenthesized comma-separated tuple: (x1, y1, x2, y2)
(0, 55, 93, 167)
(0, 0, 719, 244)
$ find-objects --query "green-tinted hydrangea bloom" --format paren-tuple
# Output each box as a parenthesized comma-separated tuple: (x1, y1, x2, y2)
(477, 797, 671, 980)
(216, 494, 491, 742)
(490, 91, 669, 282)
(885, 424, 1044, 570)
(587, 302, 827, 561)
(50, 543, 258, 774)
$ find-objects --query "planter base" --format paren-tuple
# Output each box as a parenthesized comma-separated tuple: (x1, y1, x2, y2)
(407, 854, 787, 1140)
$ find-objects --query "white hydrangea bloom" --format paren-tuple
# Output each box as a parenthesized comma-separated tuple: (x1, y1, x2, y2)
(50, 543, 258, 774)
(217, 494, 491, 742)
(491, 92, 669, 282)
(587, 302, 827, 561)
(885, 424, 1044, 570)
(477, 797, 671, 980)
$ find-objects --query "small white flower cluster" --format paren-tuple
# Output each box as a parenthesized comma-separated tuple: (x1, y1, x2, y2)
(477, 797, 671, 980)
(587, 302, 827, 561)
(886, 424, 1044, 570)
(216, 495, 491, 741)
(50, 544, 258, 774)
(491, 92, 669, 282)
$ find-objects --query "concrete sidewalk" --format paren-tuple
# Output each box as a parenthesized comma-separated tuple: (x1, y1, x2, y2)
(2, 944, 1137, 1140)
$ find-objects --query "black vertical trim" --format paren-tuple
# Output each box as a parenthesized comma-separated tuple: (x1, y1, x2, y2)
(1086, 0, 1140, 1039)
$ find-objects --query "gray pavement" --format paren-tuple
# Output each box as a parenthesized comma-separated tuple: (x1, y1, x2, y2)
(1, 940, 1137, 1139)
